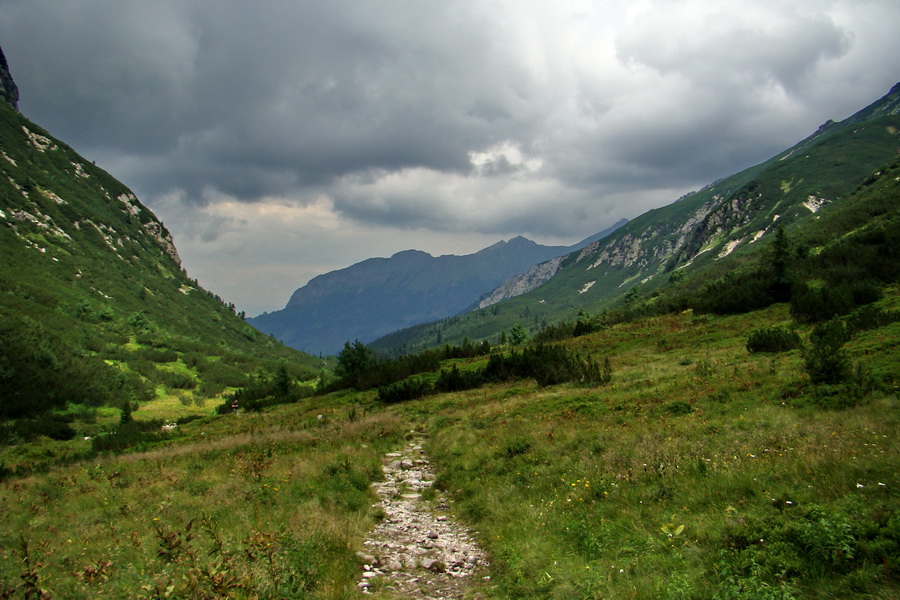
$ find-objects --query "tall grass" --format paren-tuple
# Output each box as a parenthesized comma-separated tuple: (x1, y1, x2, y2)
(0, 403, 405, 599)
(2, 300, 898, 598)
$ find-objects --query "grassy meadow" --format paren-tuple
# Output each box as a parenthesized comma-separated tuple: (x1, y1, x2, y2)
(2, 296, 898, 599)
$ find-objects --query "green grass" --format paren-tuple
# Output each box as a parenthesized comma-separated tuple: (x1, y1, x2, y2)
(3, 297, 897, 599)
(406, 303, 899, 599)
(1, 401, 406, 599)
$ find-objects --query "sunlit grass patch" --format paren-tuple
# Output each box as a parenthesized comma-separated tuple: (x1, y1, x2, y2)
(133, 392, 212, 422)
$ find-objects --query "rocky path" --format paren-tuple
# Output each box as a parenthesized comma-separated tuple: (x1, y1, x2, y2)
(356, 438, 489, 599)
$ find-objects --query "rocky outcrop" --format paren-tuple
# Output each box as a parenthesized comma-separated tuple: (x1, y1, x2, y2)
(476, 256, 564, 309)
(0, 46, 20, 111)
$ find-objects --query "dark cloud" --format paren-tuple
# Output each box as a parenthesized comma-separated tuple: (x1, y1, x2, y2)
(5, 1, 536, 199)
(1, 0, 898, 312)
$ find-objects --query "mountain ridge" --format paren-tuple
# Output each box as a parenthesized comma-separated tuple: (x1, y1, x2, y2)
(249, 222, 626, 356)
(370, 82, 900, 354)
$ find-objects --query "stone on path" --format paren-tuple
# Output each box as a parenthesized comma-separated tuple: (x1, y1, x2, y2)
(357, 438, 489, 598)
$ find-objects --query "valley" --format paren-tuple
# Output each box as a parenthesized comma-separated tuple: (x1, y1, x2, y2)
(0, 41, 898, 599)
(2, 293, 898, 598)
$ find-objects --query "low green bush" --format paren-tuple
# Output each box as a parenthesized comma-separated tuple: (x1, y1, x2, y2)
(90, 419, 169, 453)
(746, 327, 802, 353)
(377, 377, 432, 403)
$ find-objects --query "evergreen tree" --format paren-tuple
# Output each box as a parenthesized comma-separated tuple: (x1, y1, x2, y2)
(769, 226, 793, 302)
(509, 324, 528, 346)
(335, 340, 379, 388)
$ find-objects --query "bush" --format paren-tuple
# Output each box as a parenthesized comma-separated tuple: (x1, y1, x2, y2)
(844, 304, 900, 336)
(435, 365, 485, 393)
(484, 344, 612, 387)
(693, 271, 775, 315)
(377, 378, 432, 403)
(159, 370, 197, 390)
(803, 319, 851, 385)
(790, 279, 881, 324)
(139, 347, 179, 363)
(746, 327, 802, 353)
(91, 419, 168, 453)
(199, 360, 248, 388)
(9, 417, 76, 442)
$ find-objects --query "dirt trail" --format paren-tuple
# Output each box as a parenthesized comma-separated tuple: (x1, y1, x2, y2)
(356, 437, 489, 599)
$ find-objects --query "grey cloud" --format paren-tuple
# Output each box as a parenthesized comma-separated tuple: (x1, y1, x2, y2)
(615, 3, 851, 90)
(5, 1, 540, 200)
(1, 0, 897, 248)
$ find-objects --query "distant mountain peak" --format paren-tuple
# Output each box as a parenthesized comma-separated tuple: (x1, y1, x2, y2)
(0, 46, 20, 111)
(391, 248, 433, 259)
(249, 235, 576, 355)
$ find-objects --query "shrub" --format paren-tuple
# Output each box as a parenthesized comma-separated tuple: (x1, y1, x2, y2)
(693, 271, 775, 315)
(10, 417, 76, 442)
(484, 344, 612, 387)
(746, 327, 802, 353)
(435, 364, 484, 393)
(199, 360, 247, 388)
(159, 370, 197, 390)
(790, 279, 881, 324)
(844, 304, 900, 335)
(91, 419, 168, 453)
(803, 319, 851, 385)
(377, 378, 432, 403)
(139, 347, 178, 363)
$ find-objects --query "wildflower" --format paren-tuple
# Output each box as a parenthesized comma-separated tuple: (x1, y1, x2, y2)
(856, 483, 864, 488)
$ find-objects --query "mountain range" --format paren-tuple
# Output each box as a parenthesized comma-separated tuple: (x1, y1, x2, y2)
(248, 221, 625, 356)
(371, 81, 900, 354)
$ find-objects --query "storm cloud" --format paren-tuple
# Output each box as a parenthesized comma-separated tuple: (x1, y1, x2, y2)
(2, 0, 898, 314)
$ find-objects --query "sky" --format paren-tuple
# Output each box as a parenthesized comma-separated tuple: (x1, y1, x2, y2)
(2, 0, 898, 316)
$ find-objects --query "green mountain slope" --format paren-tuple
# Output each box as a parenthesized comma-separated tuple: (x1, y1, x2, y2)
(0, 96, 319, 437)
(373, 83, 900, 354)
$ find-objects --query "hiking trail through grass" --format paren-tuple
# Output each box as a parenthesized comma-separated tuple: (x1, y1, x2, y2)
(356, 436, 490, 599)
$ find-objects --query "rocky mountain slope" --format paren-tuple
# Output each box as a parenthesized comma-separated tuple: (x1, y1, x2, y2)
(0, 52, 315, 428)
(371, 82, 900, 354)
(249, 221, 625, 356)
(555, 82, 900, 298)
(0, 47, 18, 111)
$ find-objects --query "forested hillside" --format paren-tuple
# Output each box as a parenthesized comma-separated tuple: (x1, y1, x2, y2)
(0, 96, 320, 447)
